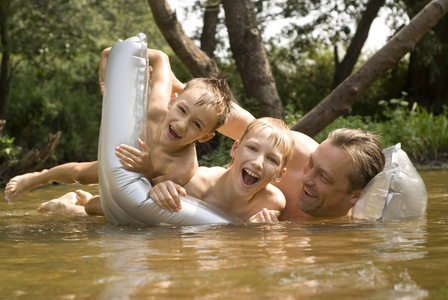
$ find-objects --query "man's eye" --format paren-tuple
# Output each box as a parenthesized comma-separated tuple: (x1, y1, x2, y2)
(178, 106, 186, 114)
(320, 173, 329, 183)
(248, 146, 256, 151)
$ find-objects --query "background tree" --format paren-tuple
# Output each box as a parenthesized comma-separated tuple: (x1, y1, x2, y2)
(404, 0, 448, 112)
(0, 1, 10, 121)
(0, 0, 176, 180)
(149, 0, 447, 134)
(293, 0, 448, 135)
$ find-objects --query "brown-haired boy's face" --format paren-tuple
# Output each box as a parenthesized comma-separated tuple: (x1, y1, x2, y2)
(163, 88, 218, 146)
(229, 127, 286, 196)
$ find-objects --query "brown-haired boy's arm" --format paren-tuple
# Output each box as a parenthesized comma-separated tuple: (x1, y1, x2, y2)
(170, 70, 185, 95)
(98, 47, 112, 95)
(146, 49, 173, 112)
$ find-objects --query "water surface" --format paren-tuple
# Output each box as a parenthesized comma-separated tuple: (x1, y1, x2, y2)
(0, 171, 447, 299)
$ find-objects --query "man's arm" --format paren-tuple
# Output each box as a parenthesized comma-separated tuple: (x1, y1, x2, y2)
(217, 102, 255, 140)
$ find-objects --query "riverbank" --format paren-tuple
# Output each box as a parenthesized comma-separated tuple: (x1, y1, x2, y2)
(415, 151, 448, 171)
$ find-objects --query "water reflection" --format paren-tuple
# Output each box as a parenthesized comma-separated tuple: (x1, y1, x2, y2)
(91, 216, 431, 299)
(0, 171, 447, 299)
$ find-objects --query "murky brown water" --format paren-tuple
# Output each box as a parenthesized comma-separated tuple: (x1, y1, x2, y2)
(0, 171, 447, 299)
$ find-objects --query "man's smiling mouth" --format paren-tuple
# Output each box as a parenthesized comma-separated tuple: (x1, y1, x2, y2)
(304, 186, 317, 197)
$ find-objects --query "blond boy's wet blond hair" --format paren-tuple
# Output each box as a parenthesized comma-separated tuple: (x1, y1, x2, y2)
(238, 117, 295, 168)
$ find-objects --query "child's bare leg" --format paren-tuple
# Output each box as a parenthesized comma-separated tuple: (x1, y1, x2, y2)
(83, 195, 104, 216)
(37, 192, 87, 215)
(5, 161, 99, 201)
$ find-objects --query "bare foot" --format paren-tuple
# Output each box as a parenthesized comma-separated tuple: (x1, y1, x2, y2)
(75, 190, 93, 206)
(5, 171, 49, 201)
(37, 192, 87, 215)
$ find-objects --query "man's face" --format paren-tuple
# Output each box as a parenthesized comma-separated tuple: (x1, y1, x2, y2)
(296, 139, 361, 217)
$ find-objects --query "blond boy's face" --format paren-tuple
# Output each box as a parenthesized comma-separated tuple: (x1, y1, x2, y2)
(163, 88, 217, 146)
(229, 127, 287, 196)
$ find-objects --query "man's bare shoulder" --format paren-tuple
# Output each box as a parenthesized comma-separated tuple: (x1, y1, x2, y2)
(285, 131, 318, 171)
(291, 131, 319, 157)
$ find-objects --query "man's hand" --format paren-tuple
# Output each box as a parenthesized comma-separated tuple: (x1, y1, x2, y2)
(248, 208, 280, 223)
(150, 180, 186, 212)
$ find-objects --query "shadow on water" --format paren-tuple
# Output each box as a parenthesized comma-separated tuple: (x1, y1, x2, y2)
(0, 170, 447, 299)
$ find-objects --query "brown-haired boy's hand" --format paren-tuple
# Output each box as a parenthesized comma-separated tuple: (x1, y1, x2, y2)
(149, 180, 186, 213)
(115, 139, 153, 180)
(248, 208, 280, 223)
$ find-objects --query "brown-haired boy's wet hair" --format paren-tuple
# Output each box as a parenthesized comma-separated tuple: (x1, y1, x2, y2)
(181, 72, 232, 132)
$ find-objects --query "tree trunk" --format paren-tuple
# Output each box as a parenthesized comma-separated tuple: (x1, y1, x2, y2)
(221, 0, 285, 119)
(0, 0, 11, 120)
(0, 131, 61, 185)
(332, 0, 386, 88)
(12, 131, 61, 175)
(147, 0, 243, 106)
(404, 0, 448, 112)
(147, 0, 220, 77)
(293, 0, 448, 137)
(201, 0, 220, 58)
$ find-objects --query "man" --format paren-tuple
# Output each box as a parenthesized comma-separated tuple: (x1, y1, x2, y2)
(252, 128, 386, 222)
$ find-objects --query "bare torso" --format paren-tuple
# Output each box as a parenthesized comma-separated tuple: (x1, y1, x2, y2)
(185, 166, 285, 220)
(273, 131, 318, 220)
(145, 109, 198, 186)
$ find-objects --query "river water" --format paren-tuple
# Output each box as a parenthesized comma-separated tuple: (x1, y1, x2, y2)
(0, 170, 447, 299)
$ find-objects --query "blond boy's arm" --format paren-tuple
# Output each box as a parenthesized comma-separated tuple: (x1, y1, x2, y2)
(149, 180, 186, 213)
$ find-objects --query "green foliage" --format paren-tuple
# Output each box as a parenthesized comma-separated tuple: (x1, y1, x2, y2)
(198, 134, 234, 167)
(3, 0, 186, 167)
(3, 0, 447, 172)
(313, 92, 448, 162)
(352, 55, 409, 116)
(267, 43, 333, 114)
(0, 135, 21, 167)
